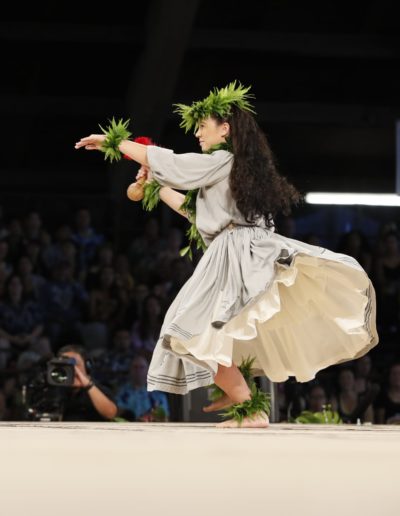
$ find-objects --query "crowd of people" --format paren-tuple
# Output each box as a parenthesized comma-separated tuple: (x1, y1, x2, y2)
(0, 203, 399, 424)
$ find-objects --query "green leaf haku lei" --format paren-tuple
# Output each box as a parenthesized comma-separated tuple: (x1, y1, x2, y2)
(173, 80, 257, 133)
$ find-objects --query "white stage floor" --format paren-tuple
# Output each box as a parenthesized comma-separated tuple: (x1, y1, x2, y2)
(1, 422, 399, 516)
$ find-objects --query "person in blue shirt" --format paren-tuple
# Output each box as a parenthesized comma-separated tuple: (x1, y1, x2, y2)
(115, 354, 169, 422)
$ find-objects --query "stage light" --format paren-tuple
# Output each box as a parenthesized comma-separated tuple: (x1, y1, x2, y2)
(305, 192, 400, 206)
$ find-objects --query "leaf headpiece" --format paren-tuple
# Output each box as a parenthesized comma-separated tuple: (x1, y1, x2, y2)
(173, 80, 256, 133)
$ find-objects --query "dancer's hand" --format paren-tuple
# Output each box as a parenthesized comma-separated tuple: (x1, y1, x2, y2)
(136, 165, 153, 183)
(75, 134, 106, 151)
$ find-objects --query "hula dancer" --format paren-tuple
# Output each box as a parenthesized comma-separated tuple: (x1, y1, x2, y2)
(75, 81, 379, 428)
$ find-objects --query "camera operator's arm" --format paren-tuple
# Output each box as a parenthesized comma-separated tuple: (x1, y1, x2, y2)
(75, 367, 118, 420)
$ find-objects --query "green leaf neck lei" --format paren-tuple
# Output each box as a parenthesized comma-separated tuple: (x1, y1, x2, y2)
(142, 141, 232, 260)
(178, 141, 232, 259)
(202, 140, 233, 154)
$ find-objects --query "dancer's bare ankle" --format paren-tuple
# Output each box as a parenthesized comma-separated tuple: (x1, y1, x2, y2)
(203, 393, 234, 412)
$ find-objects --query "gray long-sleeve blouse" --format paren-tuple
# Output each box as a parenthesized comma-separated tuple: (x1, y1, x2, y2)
(146, 145, 272, 247)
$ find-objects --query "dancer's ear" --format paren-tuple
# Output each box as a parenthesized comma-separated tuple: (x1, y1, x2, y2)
(220, 121, 230, 138)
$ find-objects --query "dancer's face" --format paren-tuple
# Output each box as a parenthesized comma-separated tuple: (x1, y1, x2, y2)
(195, 116, 230, 152)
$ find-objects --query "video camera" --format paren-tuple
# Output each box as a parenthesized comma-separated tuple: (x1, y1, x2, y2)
(21, 356, 79, 421)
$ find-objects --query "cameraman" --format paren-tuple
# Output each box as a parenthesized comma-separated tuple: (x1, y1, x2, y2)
(57, 345, 118, 421)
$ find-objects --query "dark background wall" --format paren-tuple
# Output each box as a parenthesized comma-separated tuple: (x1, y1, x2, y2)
(1, 0, 399, 243)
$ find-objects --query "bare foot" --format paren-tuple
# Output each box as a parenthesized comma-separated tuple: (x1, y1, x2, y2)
(215, 411, 269, 428)
(203, 394, 234, 412)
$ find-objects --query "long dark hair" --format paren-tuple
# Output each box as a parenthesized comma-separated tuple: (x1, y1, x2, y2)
(216, 106, 304, 229)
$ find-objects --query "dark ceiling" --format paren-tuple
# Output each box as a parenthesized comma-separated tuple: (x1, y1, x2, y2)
(1, 0, 399, 205)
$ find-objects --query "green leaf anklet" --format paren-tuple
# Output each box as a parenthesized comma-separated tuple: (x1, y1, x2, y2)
(220, 382, 271, 425)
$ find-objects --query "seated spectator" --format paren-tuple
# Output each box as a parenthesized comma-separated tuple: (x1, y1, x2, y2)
(128, 217, 166, 283)
(83, 266, 128, 349)
(30, 335, 53, 361)
(22, 211, 50, 247)
(1, 376, 19, 419)
(0, 239, 13, 278)
(331, 367, 374, 423)
(167, 257, 194, 301)
(23, 239, 46, 275)
(336, 229, 372, 275)
(130, 294, 164, 360)
(0, 275, 44, 364)
(59, 240, 79, 277)
(71, 208, 105, 277)
(38, 261, 88, 347)
(374, 362, 400, 424)
(86, 242, 115, 290)
(156, 227, 184, 265)
(123, 282, 150, 325)
(114, 253, 135, 302)
(373, 230, 400, 332)
(115, 355, 169, 421)
(5, 218, 24, 263)
(57, 344, 118, 421)
(280, 377, 306, 421)
(0, 261, 9, 300)
(0, 205, 7, 240)
(96, 329, 136, 388)
(0, 388, 7, 420)
(353, 353, 380, 396)
(16, 350, 42, 386)
(42, 224, 73, 271)
(304, 383, 329, 413)
(16, 255, 47, 300)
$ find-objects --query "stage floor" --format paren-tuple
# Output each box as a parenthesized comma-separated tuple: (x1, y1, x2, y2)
(1, 422, 399, 516)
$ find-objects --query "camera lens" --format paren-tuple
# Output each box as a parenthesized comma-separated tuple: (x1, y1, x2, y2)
(50, 366, 69, 384)
(47, 357, 76, 387)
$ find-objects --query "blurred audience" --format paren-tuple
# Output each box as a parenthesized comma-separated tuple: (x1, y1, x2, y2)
(115, 355, 169, 422)
(0, 201, 399, 425)
(374, 362, 400, 424)
(0, 275, 44, 366)
(130, 294, 164, 361)
(330, 367, 375, 423)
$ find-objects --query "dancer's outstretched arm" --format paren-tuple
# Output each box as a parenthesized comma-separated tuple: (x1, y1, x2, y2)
(75, 134, 149, 166)
(75, 134, 232, 190)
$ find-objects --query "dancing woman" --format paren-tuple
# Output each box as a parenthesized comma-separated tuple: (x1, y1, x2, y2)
(75, 81, 379, 428)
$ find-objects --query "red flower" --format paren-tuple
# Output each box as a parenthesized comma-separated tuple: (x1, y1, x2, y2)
(123, 136, 156, 160)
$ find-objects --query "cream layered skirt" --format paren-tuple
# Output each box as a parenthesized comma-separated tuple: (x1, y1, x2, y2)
(147, 225, 379, 394)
